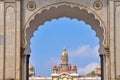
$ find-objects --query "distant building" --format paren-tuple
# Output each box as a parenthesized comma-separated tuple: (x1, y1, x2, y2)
(29, 64, 35, 77)
(51, 48, 79, 80)
(29, 76, 51, 80)
(85, 64, 101, 77)
(95, 64, 101, 77)
(29, 48, 101, 80)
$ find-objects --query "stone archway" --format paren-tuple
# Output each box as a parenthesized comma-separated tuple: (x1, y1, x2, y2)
(23, 2, 106, 80)
(24, 2, 106, 56)
(1, 0, 120, 80)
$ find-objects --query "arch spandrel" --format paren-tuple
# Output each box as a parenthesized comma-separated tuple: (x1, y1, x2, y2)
(24, 3, 106, 55)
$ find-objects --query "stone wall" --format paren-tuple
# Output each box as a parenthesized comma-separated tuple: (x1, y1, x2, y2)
(0, 1, 21, 80)
(115, 1, 120, 79)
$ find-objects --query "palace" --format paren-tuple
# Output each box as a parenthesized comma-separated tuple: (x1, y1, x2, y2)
(29, 48, 101, 80)
(51, 48, 78, 80)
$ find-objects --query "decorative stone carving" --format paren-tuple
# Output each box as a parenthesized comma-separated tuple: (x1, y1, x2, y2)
(93, 0, 103, 10)
(25, 3, 105, 55)
(27, 1, 36, 11)
(115, 2, 120, 8)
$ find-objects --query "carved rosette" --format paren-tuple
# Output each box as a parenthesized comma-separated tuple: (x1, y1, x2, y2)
(27, 1, 36, 11)
(93, 0, 103, 10)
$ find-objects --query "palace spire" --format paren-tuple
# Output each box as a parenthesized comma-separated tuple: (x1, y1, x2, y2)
(61, 48, 68, 63)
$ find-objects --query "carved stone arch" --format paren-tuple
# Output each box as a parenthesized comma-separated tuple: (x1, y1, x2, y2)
(24, 2, 106, 55)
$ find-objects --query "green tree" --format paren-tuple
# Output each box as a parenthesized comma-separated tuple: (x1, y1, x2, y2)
(90, 71, 95, 75)
(87, 71, 95, 76)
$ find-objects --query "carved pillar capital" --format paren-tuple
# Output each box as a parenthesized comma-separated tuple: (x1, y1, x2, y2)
(21, 47, 25, 57)
(105, 47, 109, 51)
(105, 47, 110, 57)
(21, 47, 25, 52)
(99, 53, 105, 58)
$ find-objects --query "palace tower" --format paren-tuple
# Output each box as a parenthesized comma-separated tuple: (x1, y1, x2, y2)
(52, 48, 78, 80)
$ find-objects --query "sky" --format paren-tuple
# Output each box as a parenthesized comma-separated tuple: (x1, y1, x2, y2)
(30, 17, 100, 77)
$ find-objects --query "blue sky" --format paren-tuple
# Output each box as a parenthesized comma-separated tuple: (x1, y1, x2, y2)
(30, 17, 100, 77)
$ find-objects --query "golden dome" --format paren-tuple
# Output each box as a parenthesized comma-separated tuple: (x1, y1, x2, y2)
(62, 48, 68, 57)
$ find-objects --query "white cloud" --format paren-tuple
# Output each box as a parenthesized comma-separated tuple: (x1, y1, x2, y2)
(78, 62, 99, 75)
(69, 45, 99, 57)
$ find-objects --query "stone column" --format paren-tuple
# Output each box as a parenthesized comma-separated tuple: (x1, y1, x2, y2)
(21, 47, 25, 80)
(24, 54, 30, 80)
(105, 47, 110, 80)
(99, 54, 105, 80)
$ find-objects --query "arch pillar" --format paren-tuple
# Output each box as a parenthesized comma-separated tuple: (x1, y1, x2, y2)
(24, 54, 30, 80)
(24, 3, 106, 80)
(105, 47, 110, 80)
(20, 47, 25, 80)
(99, 53, 105, 80)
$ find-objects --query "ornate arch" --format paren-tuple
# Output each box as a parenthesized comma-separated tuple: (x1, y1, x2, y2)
(24, 2, 106, 55)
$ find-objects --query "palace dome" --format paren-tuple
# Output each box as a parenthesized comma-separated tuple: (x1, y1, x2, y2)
(53, 65, 57, 69)
(62, 48, 68, 57)
(72, 65, 77, 69)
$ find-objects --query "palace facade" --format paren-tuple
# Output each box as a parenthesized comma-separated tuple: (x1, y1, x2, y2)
(51, 48, 78, 80)
(29, 48, 101, 80)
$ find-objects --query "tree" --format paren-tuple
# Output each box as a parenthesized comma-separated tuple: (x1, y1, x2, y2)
(90, 71, 95, 75)
(87, 71, 95, 77)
